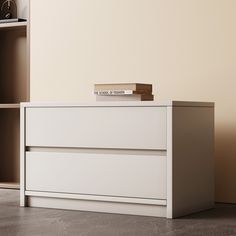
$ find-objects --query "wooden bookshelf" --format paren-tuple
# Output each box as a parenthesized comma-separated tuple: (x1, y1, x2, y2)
(0, 1, 29, 190)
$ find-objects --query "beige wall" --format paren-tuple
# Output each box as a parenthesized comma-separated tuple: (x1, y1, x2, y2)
(30, 0, 236, 202)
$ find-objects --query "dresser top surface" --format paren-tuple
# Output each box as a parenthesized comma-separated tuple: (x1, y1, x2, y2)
(21, 101, 214, 108)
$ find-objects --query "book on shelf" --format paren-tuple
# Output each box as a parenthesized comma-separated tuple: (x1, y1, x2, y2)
(96, 94, 154, 102)
(0, 18, 27, 24)
(0, 18, 18, 23)
(94, 89, 152, 96)
(94, 83, 152, 93)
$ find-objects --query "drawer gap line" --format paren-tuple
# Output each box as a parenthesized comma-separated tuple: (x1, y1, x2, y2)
(26, 147, 167, 156)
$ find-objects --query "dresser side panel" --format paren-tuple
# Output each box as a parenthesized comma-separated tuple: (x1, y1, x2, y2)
(172, 106, 214, 217)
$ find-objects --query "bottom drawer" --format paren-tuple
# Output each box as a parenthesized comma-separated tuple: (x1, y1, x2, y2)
(26, 151, 167, 199)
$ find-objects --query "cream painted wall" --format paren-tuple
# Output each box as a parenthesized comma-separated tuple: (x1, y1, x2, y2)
(30, 0, 236, 202)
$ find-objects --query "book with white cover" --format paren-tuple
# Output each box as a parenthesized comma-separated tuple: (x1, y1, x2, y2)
(94, 90, 151, 96)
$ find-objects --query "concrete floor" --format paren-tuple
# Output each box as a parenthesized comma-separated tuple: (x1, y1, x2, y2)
(0, 190, 236, 236)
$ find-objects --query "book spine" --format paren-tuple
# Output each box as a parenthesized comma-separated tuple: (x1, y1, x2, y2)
(94, 90, 134, 95)
(94, 89, 152, 95)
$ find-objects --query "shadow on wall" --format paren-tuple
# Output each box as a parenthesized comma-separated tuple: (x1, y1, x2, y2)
(215, 126, 236, 203)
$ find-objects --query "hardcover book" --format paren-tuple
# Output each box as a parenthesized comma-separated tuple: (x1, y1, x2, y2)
(96, 94, 154, 101)
(94, 83, 152, 92)
(94, 89, 152, 96)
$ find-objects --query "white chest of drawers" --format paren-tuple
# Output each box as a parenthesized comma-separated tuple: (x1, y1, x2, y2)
(20, 101, 214, 218)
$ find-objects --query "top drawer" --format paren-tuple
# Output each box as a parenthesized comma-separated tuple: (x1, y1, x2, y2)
(26, 106, 167, 150)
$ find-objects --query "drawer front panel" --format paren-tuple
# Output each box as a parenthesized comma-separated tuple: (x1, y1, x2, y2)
(26, 152, 167, 200)
(26, 107, 167, 150)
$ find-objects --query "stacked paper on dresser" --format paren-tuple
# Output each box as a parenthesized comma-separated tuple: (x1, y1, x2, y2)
(94, 83, 154, 101)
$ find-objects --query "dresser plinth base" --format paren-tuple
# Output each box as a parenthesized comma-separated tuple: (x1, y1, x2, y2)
(26, 196, 167, 218)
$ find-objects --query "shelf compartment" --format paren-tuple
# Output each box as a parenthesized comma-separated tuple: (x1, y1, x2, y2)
(0, 28, 28, 103)
(0, 109, 20, 187)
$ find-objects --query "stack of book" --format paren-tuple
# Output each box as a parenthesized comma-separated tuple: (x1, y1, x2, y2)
(94, 83, 154, 101)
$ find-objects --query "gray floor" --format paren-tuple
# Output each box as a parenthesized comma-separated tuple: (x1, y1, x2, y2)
(0, 190, 236, 236)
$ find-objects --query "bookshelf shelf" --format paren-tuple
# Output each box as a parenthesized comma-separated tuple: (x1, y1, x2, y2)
(0, 21, 27, 31)
(0, 104, 20, 109)
(0, 182, 20, 189)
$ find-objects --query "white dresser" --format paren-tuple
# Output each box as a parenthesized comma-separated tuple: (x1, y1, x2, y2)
(20, 101, 214, 218)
